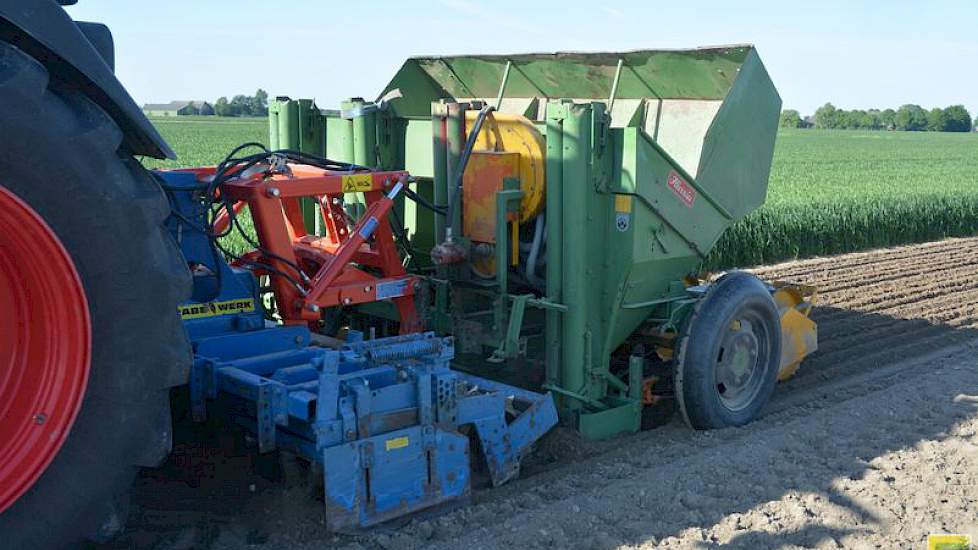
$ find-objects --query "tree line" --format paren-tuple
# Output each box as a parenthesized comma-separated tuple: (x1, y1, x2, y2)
(780, 103, 975, 132)
(212, 89, 269, 117)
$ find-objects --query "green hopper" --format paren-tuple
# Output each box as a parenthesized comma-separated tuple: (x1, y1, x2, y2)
(269, 45, 817, 439)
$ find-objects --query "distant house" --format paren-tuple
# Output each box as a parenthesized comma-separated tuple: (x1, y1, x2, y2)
(142, 100, 213, 117)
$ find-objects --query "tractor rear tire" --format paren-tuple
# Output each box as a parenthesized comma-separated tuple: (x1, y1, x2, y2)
(0, 42, 191, 547)
(674, 271, 781, 430)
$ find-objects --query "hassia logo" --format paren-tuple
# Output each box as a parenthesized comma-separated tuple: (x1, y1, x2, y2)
(666, 171, 696, 208)
(928, 534, 972, 550)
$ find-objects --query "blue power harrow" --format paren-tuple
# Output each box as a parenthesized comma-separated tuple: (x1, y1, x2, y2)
(161, 168, 558, 529)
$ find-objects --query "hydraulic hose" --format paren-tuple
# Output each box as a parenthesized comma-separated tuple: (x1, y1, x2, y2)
(444, 104, 495, 240)
(525, 213, 546, 287)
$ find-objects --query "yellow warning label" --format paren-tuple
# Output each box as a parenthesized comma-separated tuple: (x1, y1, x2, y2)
(385, 436, 409, 451)
(179, 298, 256, 320)
(341, 174, 373, 192)
(614, 194, 633, 213)
(927, 534, 971, 550)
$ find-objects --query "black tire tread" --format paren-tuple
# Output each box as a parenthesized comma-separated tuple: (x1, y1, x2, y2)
(0, 41, 191, 548)
(674, 271, 781, 430)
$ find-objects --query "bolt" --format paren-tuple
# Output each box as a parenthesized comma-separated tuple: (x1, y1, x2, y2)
(364, 286, 372, 292)
(295, 336, 304, 344)
(343, 297, 353, 305)
(266, 187, 281, 198)
(306, 303, 320, 313)
(33, 413, 46, 425)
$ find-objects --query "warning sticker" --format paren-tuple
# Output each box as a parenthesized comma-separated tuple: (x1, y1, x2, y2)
(179, 298, 255, 320)
(614, 194, 633, 214)
(376, 279, 409, 300)
(666, 171, 696, 208)
(385, 436, 409, 451)
(341, 174, 373, 192)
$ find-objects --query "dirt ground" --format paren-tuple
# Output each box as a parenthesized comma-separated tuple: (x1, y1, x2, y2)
(98, 237, 978, 550)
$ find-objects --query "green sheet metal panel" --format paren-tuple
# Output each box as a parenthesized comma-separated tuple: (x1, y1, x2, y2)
(381, 46, 752, 118)
(695, 48, 781, 219)
(325, 115, 354, 163)
(600, 127, 728, 352)
(403, 119, 434, 177)
(383, 45, 780, 226)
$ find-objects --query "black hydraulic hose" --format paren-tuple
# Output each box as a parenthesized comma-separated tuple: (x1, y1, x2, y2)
(402, 185, 446, 215)
(443, 104, 495, 238)
(213, 239, 305, 294)
(525, 213, 545, 287)
(170, 144, 376, 301)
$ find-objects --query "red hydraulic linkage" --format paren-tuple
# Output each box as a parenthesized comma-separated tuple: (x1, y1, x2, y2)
(188, 164, 422, 332)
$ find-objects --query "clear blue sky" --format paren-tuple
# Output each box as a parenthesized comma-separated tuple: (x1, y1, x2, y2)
(68, 1, 978, 118)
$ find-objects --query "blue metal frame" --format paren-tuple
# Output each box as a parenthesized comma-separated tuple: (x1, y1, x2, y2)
(160, 170, 558, 530)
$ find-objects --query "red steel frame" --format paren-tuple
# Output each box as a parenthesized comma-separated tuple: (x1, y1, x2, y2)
(189, 165, 422, 332)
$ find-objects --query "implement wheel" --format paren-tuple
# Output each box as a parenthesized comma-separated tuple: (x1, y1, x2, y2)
(674, 271, 781, 429)
(0, 42, 191, 547)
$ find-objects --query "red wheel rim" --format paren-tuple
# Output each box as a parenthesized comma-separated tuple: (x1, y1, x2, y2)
(0, 186, 91, 513)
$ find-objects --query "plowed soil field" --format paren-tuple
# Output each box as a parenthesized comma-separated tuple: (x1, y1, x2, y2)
(101, 238, 978, 550)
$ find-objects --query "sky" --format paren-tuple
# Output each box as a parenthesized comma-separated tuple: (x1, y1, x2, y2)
(67, 0, 978, 118)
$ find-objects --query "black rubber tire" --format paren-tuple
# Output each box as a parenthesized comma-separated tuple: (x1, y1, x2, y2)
(674, 271, 781, 430)
(0, 42, 191, 548)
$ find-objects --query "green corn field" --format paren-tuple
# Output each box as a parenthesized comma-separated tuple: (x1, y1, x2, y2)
(145, 118, 978, 269)
(143, 116, 269, 170)
(707, 129, 978, 268)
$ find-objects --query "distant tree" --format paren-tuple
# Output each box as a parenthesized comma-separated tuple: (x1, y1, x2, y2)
(864, 109, 883, 130)
(895, 104, 927, 131)
(213, 92, 274, 117)
(942, 105, 972, 132)
(779, 109, 804, 128)
(214, 96, 231, 117)
(230, 95, 252, 116)
(926, 107, 949, 131)
(250, 89, 269, 116)
(880, 108, 897, 130)
(836, 109, 854, 129)
(815, 103, 842, 129)
(845, 110, 867, 129)
(835, 109, 874, 130)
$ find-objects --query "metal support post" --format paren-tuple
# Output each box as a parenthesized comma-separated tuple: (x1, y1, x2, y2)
(489, 179, 524, 362)
(628, 355, 643, 401)
(445, 102, 466, 240)
(559, 103, 593, 412)
(432, 102, 449, 245)
(544, 101, 565, 392)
